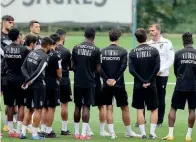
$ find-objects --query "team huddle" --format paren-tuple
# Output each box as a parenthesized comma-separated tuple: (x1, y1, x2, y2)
(1, 15, 196, 141)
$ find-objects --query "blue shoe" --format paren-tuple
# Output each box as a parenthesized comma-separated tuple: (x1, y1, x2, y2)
(19, 134, 27, 139)
(31, 135, 45, 140)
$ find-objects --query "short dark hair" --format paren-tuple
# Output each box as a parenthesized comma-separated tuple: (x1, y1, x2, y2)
(8, 28, 20, 41)
(56, 29, 66, 36)
(2, 15, 14, 21)
(50, 34, 60, 45)
(25, 35, 37, 46)
(182, 32, 194, 45)
(135, 28, 147, 43)
(29, 20, 39, 27)
(41, 37, 53, 48)
(84, 28, 96, 40)
(109, 28, 121, 42)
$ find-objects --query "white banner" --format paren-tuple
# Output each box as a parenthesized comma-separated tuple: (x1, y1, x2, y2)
(1, 0, 132, 23)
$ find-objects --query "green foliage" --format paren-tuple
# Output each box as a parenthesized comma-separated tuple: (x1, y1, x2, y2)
(137, 0, 196, 33)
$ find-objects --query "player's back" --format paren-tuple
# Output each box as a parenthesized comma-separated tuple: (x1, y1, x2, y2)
(45, 49, 61, 88)
(101, 44, 127, 78)
(72, 42, 100, 88)
(56, 45, 71, 77)
(4, 43, 29, 78)
(25, 49, 48, 86)
(129, 44, 160, 87)
(174, 46, 196, 91)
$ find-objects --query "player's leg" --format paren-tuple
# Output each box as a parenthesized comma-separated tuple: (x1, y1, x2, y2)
(45, 88, 60, 138)
(80, 105, 91, 140)
(162, 91, 186, 140)
(20, 108, 34, 139)
(73, 86, 82, 139)
(3, 87, 16, 137)
(80, 87, 94, 140)
(102, 87, 116, 139)
(115, 87, 140, 138)
(40, 107, 47, 134)
(156, 76, 168, 127)
(145, 87, 158, 139)
(3, 106, 8, 132)
(1, 80, 9, 132)
(60, 85, 72, 135)
(31, 86, 45, 140)
(61, 103, 70, 134)
(45, 107, 56, 138)
(132, 88, 146, 139)
(90, 85, 109, 136)
(40, 88, 49, 135)
(15, 88, 26, 137)
(20, 88, 34, 139)
(185, 92, 196, 141)
(13, 106, 18, 123)
(98, 105, 110, 136)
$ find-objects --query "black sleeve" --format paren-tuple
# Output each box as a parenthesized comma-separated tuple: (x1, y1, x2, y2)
(24, 48, 30, 58)
(174, 53, 178, 77)
(147, 51, 160, 82)
(68, 51, 72, 70)
(95, 48, 101, 65)
(23, 56, 48, 86)
(1, 58, 8, 77)
(100, 67, 109, 81)
(115, 53, 127, 81)
(71, 47, 76, 71)
(21, 57, 30, 80)
(129, 52, 147, 83)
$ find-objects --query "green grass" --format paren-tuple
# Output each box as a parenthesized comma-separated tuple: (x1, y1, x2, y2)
(1, 34, 196, 142)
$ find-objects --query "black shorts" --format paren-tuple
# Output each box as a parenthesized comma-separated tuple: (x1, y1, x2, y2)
(44, 87, 60, 108)
(26, 86, 46, 109)
(60, 85, 72, 104)
(132, 87, 158, 110)
(74, 86, 94, 106)
(92, 85, 106, 107)
(3, 86, 25, 107)
(171, 91, 196, 110)
(102, 87, 128, 107)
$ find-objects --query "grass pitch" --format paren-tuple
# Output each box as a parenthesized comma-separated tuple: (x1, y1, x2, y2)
(1, 34, 196, 142)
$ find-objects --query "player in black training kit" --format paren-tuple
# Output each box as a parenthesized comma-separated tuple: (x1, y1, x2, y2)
(163, 33, 196, 141)
(71, 28, 101, 140)
(40, 34, 62, 138)
(24, 35, 37, 51)
(55, 29, 72, 135)
(87, 72, 110, 137)
(129, 28, 160, 139)
(100, 28, 140, 139)
(24, 20, 41, 49)
(1, 15, 15, 132)
(1, 15, 14, 49)
(2, 29, 29, 138)
(20, 37, 53, 140)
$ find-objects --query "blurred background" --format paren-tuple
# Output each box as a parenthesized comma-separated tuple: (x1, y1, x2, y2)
(2, 0, 196, 34)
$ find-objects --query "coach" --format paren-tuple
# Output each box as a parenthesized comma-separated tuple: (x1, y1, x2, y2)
(148, 23, 174, 127)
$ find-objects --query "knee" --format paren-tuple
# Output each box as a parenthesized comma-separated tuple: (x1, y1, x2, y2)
(98, 106, 104, 111)
(61, 104, 68, 111)
(189, 109, 195, 114)
(121, 105, 129, 112)
(107, 105, 113, 112)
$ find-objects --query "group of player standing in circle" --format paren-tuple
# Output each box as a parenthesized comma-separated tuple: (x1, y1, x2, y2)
(1, 15, 196, 141)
